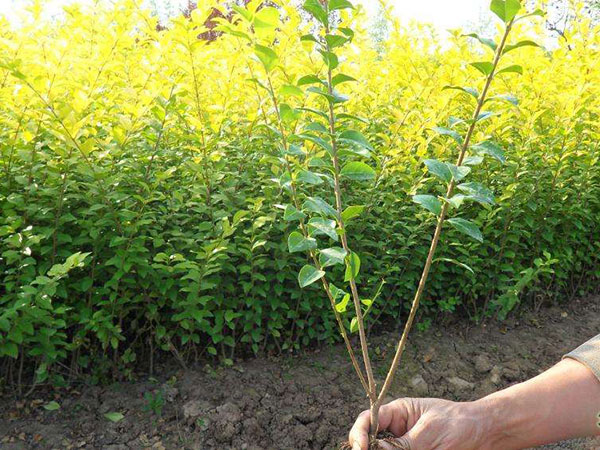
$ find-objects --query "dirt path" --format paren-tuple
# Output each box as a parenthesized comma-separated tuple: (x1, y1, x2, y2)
(1, 296, 600, 449)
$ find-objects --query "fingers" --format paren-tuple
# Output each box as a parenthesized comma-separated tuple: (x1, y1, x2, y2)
(349, 399, 414, 450)
(377, 436, 412, 450)
(383, 399, 412, 437)
(349, 410, 370, 450)
(395, 417, 427, 450)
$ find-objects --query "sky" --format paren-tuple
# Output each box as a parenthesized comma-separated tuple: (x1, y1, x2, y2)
(0, 0, 490, 32)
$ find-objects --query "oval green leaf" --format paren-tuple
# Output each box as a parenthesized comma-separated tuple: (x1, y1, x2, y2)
(446, 217, 484, 242)
(412, 194, 442, 215)
(340, 161, 376, 181)
(298, 264, 325, 288)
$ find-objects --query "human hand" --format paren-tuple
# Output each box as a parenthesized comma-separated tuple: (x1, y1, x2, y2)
(348, 397, 492, 450)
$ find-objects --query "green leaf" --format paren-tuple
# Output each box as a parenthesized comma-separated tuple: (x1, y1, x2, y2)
(320, 247, 347, 267)
(341, 205, 365, 222)
(432, 126, 462, 145)
(412, 194, 441, 215)
(446, 194, 467, 209)
(340, 161, 376, 181)
(297, 170, 323, 185)
(44, 401, 60, 411)
(308, 218, 338, 241)
(344, 251, 360, 282)
(253, 6, 280, 29)
(462, 33, 497, 51)
(471, 141, 506, 163)
(446, 218, 484, 242)
(335, 293, 351, 313)
(442, 85, 479, 100)
(231, 5, 253, 22)
(304, 121, 329, 134)
(303, 0, 329, 26)
(295, 132, 332, 153)
(298, 265, 325, 288)
(331, 73, 356, 87)
(64, 251, 90, 269)
(434, 257, 475, 274)
(338, 130, 373, 151)
(254, 44, 278, 73)
(280, 104, 301, 124)
(503, 40, 541, 54)
(3, 341, 18, 358)
(306, 86, 336, 103)
(288, 231, 317, 253)
(515, 8, 545, 22)
(447, 164, 471, 181)
(319, 50, 339, 70)
(486, 94, 519, 105)
(300, 34, 319, 43)
(280, 84, 304, 98)
(297, 74, 322, 86)
(337, 113, 368, 123)
(463, 155, 484, 166)
(104, 412, 125, 422)
(283, 204, 306, 221)
(424, 159, 452, 183)
(458, 182, 495, 205)
(496, 64, 523, 75)
(329, 0, 354, 10)
(339, 27, 355, 40)
(303, 196, 338, 218)
(329, 283, 346, 301)
(350, 317, 359, 333)
(490, 0, 521, 23)
(325, 34, 348, 48)
(470, 61, 494, 76)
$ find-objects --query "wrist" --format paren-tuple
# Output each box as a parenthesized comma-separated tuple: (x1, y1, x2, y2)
(471, 392, 530, 450)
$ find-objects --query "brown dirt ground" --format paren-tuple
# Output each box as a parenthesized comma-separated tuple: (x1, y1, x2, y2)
(1, 296, 600, 449)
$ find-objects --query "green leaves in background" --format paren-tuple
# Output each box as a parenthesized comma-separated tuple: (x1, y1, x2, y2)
(254, 44, 278, 73)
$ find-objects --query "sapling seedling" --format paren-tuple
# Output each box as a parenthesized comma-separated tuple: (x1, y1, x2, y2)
(224, 0, 542, 447)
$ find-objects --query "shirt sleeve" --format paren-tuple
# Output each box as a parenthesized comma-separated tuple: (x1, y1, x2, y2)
(563, 334, 600, 381)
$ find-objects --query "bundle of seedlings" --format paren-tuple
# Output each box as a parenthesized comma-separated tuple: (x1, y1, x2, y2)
(222, 0, 543, 447)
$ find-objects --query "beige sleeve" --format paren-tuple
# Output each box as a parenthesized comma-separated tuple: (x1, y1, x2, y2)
(563, 334, 600, 381)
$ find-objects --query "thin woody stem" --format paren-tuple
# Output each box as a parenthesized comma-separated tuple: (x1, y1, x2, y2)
(324, 24, 377, 400)
(374, 18, 515, 428)
(265, 75, 371, 396)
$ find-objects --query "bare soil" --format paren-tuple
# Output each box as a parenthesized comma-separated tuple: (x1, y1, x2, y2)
(1, 296, 600, 449)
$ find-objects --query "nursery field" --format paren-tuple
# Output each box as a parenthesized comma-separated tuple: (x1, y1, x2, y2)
(1, 295, 600, 448)
(0, 0, 600, 445)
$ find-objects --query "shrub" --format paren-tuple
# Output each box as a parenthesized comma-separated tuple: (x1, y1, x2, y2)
(0, 0, 598, 390)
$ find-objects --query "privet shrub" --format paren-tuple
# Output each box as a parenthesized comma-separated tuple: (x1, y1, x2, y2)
(0, 0, 598, 386)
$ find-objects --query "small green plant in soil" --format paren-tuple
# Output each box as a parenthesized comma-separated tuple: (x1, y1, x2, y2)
(143, 390, 165, 417)
(225, 0, 543, 446)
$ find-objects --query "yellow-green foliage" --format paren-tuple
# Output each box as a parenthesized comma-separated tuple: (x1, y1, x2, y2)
(0, 0, 598, 383)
